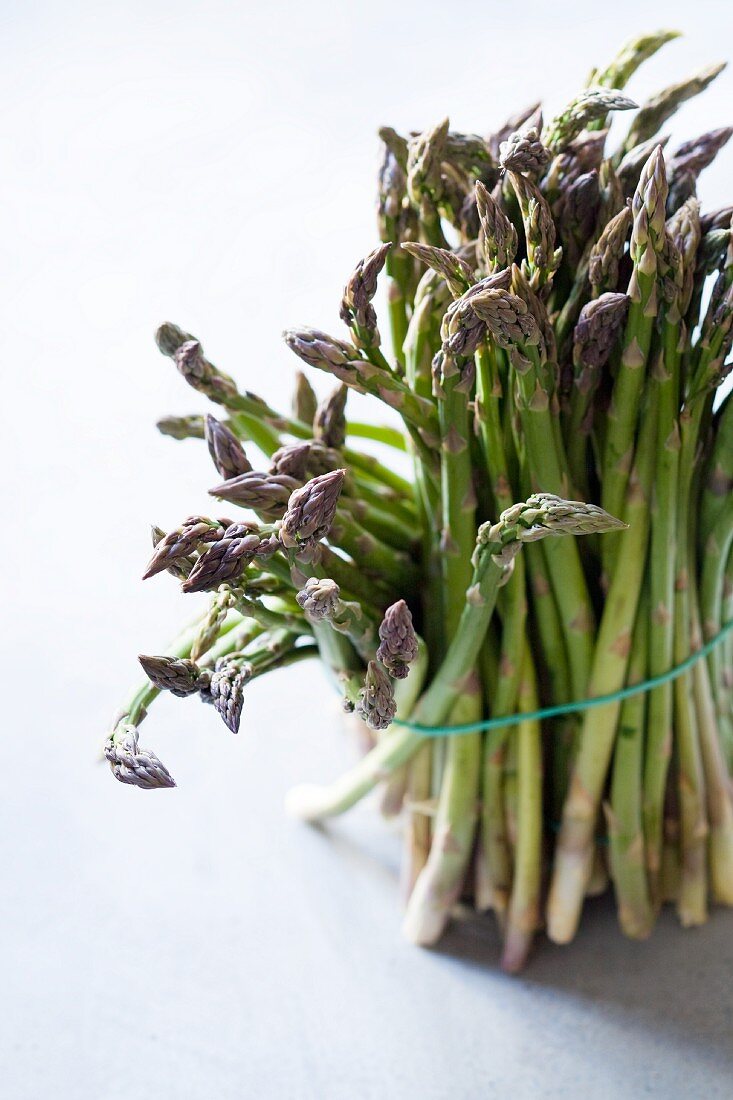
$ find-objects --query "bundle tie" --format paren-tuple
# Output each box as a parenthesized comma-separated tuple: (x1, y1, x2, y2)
(390, 618, 733, 737)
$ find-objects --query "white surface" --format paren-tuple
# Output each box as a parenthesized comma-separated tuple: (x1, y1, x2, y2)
(2, 3, 733, 1097)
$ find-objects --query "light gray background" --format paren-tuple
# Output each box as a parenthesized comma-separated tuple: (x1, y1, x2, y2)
(2, 2, 733, 1097)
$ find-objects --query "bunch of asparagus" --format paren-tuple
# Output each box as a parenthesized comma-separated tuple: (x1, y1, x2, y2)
(106, 30, 733, 971)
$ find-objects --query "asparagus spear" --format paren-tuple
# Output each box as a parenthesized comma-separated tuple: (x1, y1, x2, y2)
(642, 199, 700, 908)
(591, 30, 681, 93)
(620, 64, 726, 155)
(601, 147, 668, 577)
(548, 403, 657, 943)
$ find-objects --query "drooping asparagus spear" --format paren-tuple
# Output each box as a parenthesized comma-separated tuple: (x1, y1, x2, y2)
(287, 495, 623, 830)
(105, 614, 255, 788)
(156, 325, 288, 455)
(157, 322, 416, 502)
(282, 326, 440, 461)
(296, 577, 376, 661)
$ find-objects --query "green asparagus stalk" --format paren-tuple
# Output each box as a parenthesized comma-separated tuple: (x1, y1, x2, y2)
(402, 279, 483, 941)
(591, 31, 681, 94)
(601, 146, 667, 570)
(500, 648, 542, 972)
(606, 591, 653, 937)
(548, 403, 656, 943)
(642, 199, 699, 906)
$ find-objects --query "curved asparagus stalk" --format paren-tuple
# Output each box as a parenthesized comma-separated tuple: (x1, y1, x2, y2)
(287, 496, 624, 829)
(401, 496, 626, 946)
(282, 327, 439, 450)
(105, 613, 256, 788)
(284, 642, 429, 821)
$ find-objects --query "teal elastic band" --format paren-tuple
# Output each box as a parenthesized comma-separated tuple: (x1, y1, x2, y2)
(391, 618, 733, 737)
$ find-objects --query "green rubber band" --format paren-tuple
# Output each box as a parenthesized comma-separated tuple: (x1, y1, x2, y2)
(391, 618, 733, 737)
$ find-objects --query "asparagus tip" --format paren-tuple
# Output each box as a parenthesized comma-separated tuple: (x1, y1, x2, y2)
(105, 724, 177, 790)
